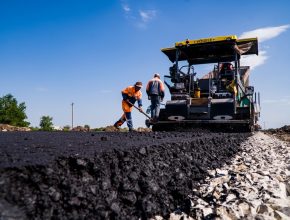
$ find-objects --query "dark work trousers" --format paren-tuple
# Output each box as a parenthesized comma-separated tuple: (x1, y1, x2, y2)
(150, 95, 161, 120)
(114, 112, 133, 129)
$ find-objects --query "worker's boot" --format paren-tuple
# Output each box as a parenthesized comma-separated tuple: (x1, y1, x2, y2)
(129, 128, 137, 132)
(153, 117, 159, 122)
(113, 122, 120, 129)
(114, 119, 125, 130)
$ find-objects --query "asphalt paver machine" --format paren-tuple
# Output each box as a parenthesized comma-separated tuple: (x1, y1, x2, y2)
(146, 35, 261, 132)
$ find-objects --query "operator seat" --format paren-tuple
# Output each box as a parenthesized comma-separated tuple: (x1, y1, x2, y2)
(220, 63, 234, 80)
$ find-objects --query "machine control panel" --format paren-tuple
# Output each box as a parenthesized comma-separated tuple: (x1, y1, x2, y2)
(174, 83, 185, 90)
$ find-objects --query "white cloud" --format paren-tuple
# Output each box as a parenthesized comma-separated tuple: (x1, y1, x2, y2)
(37, 87, 47, 91)
(263, 99, 290, 105)
(240, 50, 268, 70)
(101, 90, 112, 93)
(136, 23, 146, 29)
(239, 25, 290, 43)
(122, 4, 130, 13)
(238, 25, 289, 70)
(139, 10, 156, 22)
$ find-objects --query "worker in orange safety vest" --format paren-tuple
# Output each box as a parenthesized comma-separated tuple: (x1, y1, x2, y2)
(114, 82, 143, 131)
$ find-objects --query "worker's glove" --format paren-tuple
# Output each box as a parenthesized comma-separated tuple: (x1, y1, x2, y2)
(148, 96, 151, 100)
(139, 107, 143, 112)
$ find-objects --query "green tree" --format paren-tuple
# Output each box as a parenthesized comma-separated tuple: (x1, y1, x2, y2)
(93, 127, 104, 131)
(29, 126, 40, 131)
(0, 93, 30, 127)
(39, 116, 54, 131)
(84, 124, 90, 130)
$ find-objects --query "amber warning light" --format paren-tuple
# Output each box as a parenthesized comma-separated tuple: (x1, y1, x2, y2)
(186, 39, 189, 44)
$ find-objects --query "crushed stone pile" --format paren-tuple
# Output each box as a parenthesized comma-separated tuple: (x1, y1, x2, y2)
(269, 125, 290, 134)
(0, 124, 30, 132)
(71, 126, 88, 131)
(165, 132, 290, 220)
(137, 127, 152, 132)
(102, 125, 127, 132)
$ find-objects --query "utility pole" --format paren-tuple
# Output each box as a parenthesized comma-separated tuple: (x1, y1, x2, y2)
(71, 102, 74, 129)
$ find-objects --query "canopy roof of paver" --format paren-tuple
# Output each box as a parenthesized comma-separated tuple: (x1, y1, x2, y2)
(161, 35, 258, 64)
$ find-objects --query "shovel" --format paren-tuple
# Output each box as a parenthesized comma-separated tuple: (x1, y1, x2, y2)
(127, 101, 153, 120)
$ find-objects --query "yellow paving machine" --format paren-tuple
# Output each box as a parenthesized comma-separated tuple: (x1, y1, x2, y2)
(146, 35, 261, 132)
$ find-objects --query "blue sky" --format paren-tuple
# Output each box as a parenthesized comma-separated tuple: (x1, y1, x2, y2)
(0, 0, 289, 129)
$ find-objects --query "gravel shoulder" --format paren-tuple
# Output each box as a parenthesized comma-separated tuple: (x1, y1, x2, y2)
(167, 131, 290, 220)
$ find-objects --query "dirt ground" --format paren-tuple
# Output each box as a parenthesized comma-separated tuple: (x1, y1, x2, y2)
(0, 124, 30, 131)
(71, 126, 89, 131)
(101, 126, 152, 132)
(264, 125, 290, 143)
(0, 124, 152, 132)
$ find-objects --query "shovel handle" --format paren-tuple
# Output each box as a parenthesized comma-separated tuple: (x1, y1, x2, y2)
(128, 101, 153, 120)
